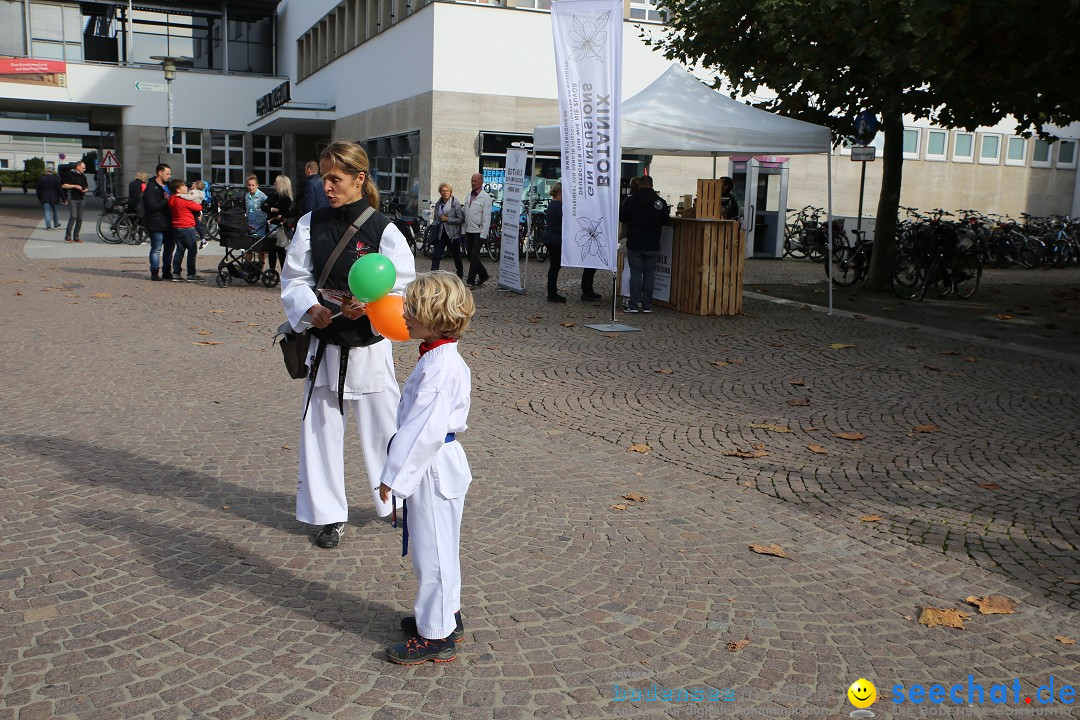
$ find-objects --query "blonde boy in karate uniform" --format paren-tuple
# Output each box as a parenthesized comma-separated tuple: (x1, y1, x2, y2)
(379, 271, 475, 664)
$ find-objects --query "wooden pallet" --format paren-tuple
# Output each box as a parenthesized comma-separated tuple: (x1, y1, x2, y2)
(656, 219, 743, 316)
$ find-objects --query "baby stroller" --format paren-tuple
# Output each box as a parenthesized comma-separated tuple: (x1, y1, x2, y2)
(214, 202, 279, 288)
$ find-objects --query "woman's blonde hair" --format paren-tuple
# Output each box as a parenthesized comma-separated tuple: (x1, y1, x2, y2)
(319, 141, 380, 209)
(405, 271, 475, 339)
(274, 174, 294, 200)
(135, 171, 148, 181)
(438, 182, 453, 194)
(246, 174, 259, 186)
(550, 181, 562, 198)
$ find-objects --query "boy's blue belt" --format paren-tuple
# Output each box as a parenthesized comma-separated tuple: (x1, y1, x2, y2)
(391, 432, 457, 556)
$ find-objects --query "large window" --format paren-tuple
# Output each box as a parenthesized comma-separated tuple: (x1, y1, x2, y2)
(952, 132, 973, 162)
(1032, 139, 1052, 168)
(925, 130, 947, 161)
(903, 128, 920, 159)
(1058, 140, 1077, 170)
(30, 1, 82, 61)
(362, 132, 419, 214)
(210, 131, 245, 186)
(252, 134, 283, 186)
(0, 0, 26, 56)
(629, 0, 663, 22)
(1005, 137, 1026, 166)
(171, 130, 203, 179)
(979, 134, 1001, 164)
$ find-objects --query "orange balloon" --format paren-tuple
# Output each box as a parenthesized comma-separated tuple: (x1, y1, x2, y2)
(365, 294, 410, 342)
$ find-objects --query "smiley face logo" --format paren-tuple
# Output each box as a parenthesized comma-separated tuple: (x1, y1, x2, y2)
(847, 679, 877, 709)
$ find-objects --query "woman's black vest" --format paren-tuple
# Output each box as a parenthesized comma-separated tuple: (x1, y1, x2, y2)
(308, 200, 392, 348)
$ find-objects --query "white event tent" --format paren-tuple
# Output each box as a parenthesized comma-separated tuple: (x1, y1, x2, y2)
(531, 64, 842, 312)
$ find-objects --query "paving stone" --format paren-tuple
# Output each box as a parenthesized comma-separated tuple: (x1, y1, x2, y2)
(0, 201, 1077, 719)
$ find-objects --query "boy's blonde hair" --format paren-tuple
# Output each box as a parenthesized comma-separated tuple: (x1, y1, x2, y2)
(405, 271, 475, 339)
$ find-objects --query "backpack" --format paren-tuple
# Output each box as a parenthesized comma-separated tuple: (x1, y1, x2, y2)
(136, 191, 147, 220)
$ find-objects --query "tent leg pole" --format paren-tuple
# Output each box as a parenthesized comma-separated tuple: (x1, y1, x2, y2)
(611, 271, 617, 323)
(827, 150, 833, 316)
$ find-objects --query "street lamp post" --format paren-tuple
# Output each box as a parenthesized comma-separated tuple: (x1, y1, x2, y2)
(149, 56, 189, 155)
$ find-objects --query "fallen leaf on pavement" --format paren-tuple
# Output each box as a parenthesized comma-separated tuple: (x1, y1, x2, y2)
(789, 378, 805, 386)
(1063, 577, 1080, 585)
(627, 444, 650, 454)
(964, 357, 979, 363)
(655, 369, 673, 374)
(752, 442, 765, 450)
(281, 444, 290, 450)
(193, 341, 223, 346)
(197, 330, 213, 336)
(939, 350, 960, 356)
(723, 449, 768, 458)
(486, 346, 501, 350)
(529, 316, 542, 323)
(830, 343, 856, 350)
(91, 293, 112, 298)
(248, 323, 260, 327)
(769, 342, 784, 348)
(978, 482, 1000, 490)
(966, 595, 1017, 615)
(624, 493, 647, 503)
(712, 361, 729, 367)
(1056, 636, 1075, 645)
(13, 291, 22, 296)
(859, 514, 883, 522)
(994, 314, 1013, 320)
(749, 544, 787, 558)
(834, 432, 866, 441)
(789, 397, 810, 407)
(918, 607, 969, 629)
(726, 636, 750, 652)
(560, 322, 575, 327)
(924, 364, 942, 372)
(210, 309, 225, 313)
(602, 333, 618, 338)
(222, 505, 230, 510)
(611, 504, 628, 511)
(808, 444, 828, 454)
(913, 424, 940, 433)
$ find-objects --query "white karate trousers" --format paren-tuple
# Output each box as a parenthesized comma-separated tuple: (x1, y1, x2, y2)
(296, 385, 398, 525)
(409, 466, 466, 640)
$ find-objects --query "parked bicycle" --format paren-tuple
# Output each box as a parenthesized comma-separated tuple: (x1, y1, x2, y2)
(892, 209, 981, 300)
(96, 196, 146, 245)
(825, 229, 872, 287)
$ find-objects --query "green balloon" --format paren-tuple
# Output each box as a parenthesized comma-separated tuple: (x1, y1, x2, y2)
(348, 253, 396, 302)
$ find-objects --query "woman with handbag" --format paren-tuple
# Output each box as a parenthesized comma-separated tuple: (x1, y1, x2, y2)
(429, 182, 465, 278)
(263, 175, 294, 273)
(280, 141, 416, 550)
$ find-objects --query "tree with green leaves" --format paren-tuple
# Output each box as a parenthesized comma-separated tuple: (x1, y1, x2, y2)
(649, 0, 1080, 289)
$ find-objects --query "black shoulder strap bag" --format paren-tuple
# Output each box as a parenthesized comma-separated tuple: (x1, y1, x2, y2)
(274, 206, 376, 382)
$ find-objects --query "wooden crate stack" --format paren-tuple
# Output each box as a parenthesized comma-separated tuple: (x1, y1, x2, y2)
(659, 218, 743, 316)
(696, 179, 725, 219)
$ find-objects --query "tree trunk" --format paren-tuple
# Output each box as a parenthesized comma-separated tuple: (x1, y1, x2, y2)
(864, 111, 905, 291)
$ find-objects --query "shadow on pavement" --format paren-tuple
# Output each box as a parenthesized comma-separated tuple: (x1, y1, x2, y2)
(0, 433, 382, 540)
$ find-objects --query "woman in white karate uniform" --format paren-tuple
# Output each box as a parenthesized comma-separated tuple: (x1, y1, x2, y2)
(280, 141, 416, 549)
(378, 272, 475, 665)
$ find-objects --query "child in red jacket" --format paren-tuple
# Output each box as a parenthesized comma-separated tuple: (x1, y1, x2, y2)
(168, 180, 204, 282)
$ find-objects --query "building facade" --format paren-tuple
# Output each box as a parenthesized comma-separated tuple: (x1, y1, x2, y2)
(1, 0, 1076, 220)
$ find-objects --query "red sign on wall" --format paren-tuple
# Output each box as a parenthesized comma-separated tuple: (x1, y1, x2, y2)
(0, 58, 67, 87)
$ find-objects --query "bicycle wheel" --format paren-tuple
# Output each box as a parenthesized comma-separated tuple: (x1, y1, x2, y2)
(204, 215, 219, 241)
(892, 253, 925, 300)
(783, 234, 807, 259)
(826, 245, 860, 287)
(534, 240, 549, 262)
(952, 252, 981, 299)
(116, 215, 142, 244)
(97, 213, 123, 244)
(485, 237, 500, 261)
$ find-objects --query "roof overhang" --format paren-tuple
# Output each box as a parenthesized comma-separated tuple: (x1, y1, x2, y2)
(248, 104, 336, 134)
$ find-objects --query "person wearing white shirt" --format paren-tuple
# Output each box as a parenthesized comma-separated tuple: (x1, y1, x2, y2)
(280, 141, 416, 549)
(462, 173, 492, 287)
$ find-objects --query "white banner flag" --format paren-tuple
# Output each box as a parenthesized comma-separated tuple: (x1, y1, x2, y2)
(497, 148, 528, 293)
(551, 0, 622, 272)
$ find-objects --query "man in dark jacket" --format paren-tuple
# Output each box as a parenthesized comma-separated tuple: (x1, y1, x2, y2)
(294, 161, 329, 217)
(142, 163, 175, 281)
(618, 175, 670, 313)
(60, 161, 89, 243)
(35, 169, 63, 230)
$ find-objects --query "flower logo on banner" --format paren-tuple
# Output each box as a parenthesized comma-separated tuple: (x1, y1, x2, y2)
(567, 12, 610, 62)
(575, 216, 607, 258)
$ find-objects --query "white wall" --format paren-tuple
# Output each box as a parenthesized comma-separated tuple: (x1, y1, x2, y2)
(431, 4, 679, 102)
(0, 63, 282, 130)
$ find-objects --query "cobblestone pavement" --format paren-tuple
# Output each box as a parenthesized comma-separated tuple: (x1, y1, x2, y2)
(1, 199, 1078, 720)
